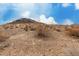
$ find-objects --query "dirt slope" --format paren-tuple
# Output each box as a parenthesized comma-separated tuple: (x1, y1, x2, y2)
(0, 18, 79, 56)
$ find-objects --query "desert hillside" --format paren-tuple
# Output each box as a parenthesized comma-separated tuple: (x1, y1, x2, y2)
(0, 18, 79, 56)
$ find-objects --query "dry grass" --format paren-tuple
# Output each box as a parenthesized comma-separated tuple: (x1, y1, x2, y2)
(66, 26, 79, 38)
(0, 31, 10, 42)
(0, 36, 7, 42)
(0, 31, 10, 50)
(36, 24, 52, 38)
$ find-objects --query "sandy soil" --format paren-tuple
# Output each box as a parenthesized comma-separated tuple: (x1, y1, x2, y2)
(0, 28, 79, 56)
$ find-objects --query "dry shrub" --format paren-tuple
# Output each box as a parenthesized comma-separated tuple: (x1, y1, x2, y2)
(9, 25, 14, 29)
(66, 27, 79, 38)
(24, 25, 28, 31)
(36, 24, 51, 38)
(30, 27, 36, 31)
(29, 24, 37, 31)
(0, 31, 9, 42)
(0, 36, 7, 42)
(3, 25, 9, 29)
(55, 28, 61, 32)
(18, 24, 26, 29)
(0, 42, 9, 50)
(0, 31, 9, 50)
(24, 24, 37, 31)
(0, 38, 9, 51)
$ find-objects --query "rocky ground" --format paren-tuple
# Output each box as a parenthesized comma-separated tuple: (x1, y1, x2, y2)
(0, 18, 79, 56)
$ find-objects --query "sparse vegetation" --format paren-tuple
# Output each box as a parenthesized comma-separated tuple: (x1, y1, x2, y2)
(24, 25, 29, 31)
(66, 27, 79, 38)
(0, 31, 9, 50)
(0, 42, 9, 50)
(0, 36, 7, 42)
(36, 24, 51, 38)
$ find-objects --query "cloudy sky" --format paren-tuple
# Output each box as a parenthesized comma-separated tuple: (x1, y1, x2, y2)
(0, 3, 79, 25)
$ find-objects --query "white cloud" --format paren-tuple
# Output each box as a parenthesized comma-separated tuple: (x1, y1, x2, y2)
(21, 11, 30, 18)
(39, 14, 57, 24)
(75, 3, 79, 9)
(62, 3, 70, 7)
(63, 19, 74, 25)
(48, 17, 57, 24)
(39, 14, 46, 22)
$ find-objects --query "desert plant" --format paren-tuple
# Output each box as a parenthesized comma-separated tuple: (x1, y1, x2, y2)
(3, 25, 10, 29)
(24, 25, 28, 31)
(36, 24, 51, 38)
(0, 42, 9, 50)
(0, 31, 9, 42)
(66, 27, 79, 38)
(0, 36, 7, 42)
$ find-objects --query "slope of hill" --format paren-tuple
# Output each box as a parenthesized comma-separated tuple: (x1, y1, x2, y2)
(0, 18, 79, 56)
(9, 18, 37, 24)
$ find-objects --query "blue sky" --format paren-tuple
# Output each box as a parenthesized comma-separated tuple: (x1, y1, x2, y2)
(0, 3, 79, 25)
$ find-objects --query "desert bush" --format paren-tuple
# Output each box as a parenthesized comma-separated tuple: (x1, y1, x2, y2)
(55, 28, 61, 32)
(30, 27, 36, 31)
(19, 24, 26, 29)
(0, 36, 7, 42)
(29, 24, 37, 31)
(65, 25, 72, 31)
(0, 42, 9, 50)
(36, 24, 51, 38)
(0, 31, 9, 50)
(24, 24, 37, 31)
(9, 24, 14, 29)
(0, 31, 9, 42)
(24, 26, 28, 31)
(66, 27, 79, 38)
(3, 25, 10, 29)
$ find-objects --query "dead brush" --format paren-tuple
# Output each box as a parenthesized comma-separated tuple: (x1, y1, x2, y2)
(0, 31, 9, 42)
(0, 36, 7, 42)
(0, 31, 9, 50)
(36, 24, 52, 38)
(66, 27, 79, 38)
(0, 35, 9, 50)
